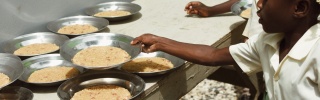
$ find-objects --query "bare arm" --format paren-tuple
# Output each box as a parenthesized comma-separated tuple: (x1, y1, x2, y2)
(131, 34, 236, 66)
(208, 0, 239, 16)
(185, 0, 239, 17)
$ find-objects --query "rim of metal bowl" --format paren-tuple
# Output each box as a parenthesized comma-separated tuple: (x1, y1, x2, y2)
(59, 33, 142, 70)
(2, 32, 69, 57)
(57, 70, 145, 100)
(0, 55, 24, 89)
(84, 1, 141, 18)
(19, 54, 85, 85)
(0, 53, 21, 61)
(47, 15, 109, 35)
(231, 0, 252, 19)
(0, 86, 34, 100)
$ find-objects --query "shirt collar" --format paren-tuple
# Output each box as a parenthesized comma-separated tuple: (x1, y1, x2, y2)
(263, 33, 284, 50)
(288, 23, 320, 60)
(263, 23, 320, 60)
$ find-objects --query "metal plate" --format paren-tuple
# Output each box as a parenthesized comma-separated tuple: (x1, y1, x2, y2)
(231, 0, 252, 19)
(47, 15, 109, 35)
(0, 86, 33, 100)
(120, 51, 186, 77)
(85, 2, 141, 21)
(59, 33, 141, 70)
(2, 32, 69, 58)
(57, 70, 145, 100)
(0, 53, 24, 89)
(19, 54, 86, 86)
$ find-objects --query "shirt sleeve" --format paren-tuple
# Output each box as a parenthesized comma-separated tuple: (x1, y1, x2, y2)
(229, 34, 262, 75)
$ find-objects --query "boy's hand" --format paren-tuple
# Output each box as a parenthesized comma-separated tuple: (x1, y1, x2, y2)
(131, 34, 161, 53)
(184, 1, 211, 17)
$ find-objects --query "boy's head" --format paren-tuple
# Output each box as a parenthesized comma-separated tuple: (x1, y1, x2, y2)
(257, 0, 320, 33)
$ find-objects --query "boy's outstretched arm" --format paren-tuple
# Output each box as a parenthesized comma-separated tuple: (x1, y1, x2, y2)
(131, 34, 236, 66)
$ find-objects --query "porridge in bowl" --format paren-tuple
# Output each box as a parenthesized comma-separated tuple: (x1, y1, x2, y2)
(0, 73, 10, 87)
(94, 10, 131, 17)
(122, 57, 174, 72)
(57, 24, 98, 35)
(14, 43, 59, 56)
(71, 84, 131, 100)
(27, 66, 80, 83)
(72, 46, 131, 67)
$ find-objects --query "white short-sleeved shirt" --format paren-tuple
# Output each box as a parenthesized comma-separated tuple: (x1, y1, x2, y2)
(230, 23, 320, 100)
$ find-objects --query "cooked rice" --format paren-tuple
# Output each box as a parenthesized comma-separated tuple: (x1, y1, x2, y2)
(27, 66, 80, 83)
(0, 73, 10, 87)
(71, 85, 131, 100)
(122, 57, 174, 72)
(14, 43, 59, 56)
(94, 10, 131, 17)
(58, 24, 98, 35)
(72, 46, 131, 67)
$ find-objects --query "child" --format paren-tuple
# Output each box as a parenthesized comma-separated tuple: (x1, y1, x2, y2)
(185, 1, 264, 99)
(131, 0, 320, 99)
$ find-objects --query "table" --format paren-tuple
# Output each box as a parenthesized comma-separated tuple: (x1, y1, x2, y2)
(1, 0, 244, 99)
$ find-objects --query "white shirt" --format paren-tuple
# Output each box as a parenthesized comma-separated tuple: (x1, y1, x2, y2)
(229, 23, 320, 100)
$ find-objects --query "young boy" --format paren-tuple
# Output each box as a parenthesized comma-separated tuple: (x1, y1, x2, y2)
(131, 0, 320, 99)
(185, 1, 264, 99)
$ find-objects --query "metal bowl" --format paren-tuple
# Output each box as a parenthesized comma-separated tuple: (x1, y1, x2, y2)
(19, 54, 86, 86)
(2, 32, 69, 59)
(0, 53, 24, 89)
(120, 51, 185, 77)
(57, 70, 145, 100)
(60, 33, 141, 70)
(231, 0, 252, 19)
(85, 2, 141, 21)
(0, 86, 33, 100)
(0, 53, 21, 61)
(47, 15, 109, 36)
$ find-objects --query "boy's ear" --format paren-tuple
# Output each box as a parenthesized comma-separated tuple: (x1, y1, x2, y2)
(294, 0, 311, 18)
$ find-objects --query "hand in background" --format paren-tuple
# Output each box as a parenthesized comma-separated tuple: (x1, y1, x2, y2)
(184, 1, 211, 17)
(184, 0, 239, 17)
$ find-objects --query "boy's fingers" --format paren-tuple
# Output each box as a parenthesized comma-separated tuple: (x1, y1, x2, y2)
(131, 38, 141, 45)
(188, 10, 198, 15)
(185, 2, 192, 10)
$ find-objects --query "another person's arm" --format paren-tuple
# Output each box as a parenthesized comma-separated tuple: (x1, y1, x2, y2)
(131, 34, 236, 66)
(184, 0, 239, 17)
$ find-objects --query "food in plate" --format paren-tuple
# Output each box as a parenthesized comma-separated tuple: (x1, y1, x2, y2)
(0, 73, 10, 87)
(14, 43, 59, 56)
(121, 57, 174, 72)
(72, 46, 131, 67)
(71, 85, 131, 100)
(58, 24, 98, 35)
(94, 10, 131, 17)
(27, 66, 80, 83)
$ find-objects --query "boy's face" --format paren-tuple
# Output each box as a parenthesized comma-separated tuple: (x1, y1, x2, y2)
(257, 0, 295, 33)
